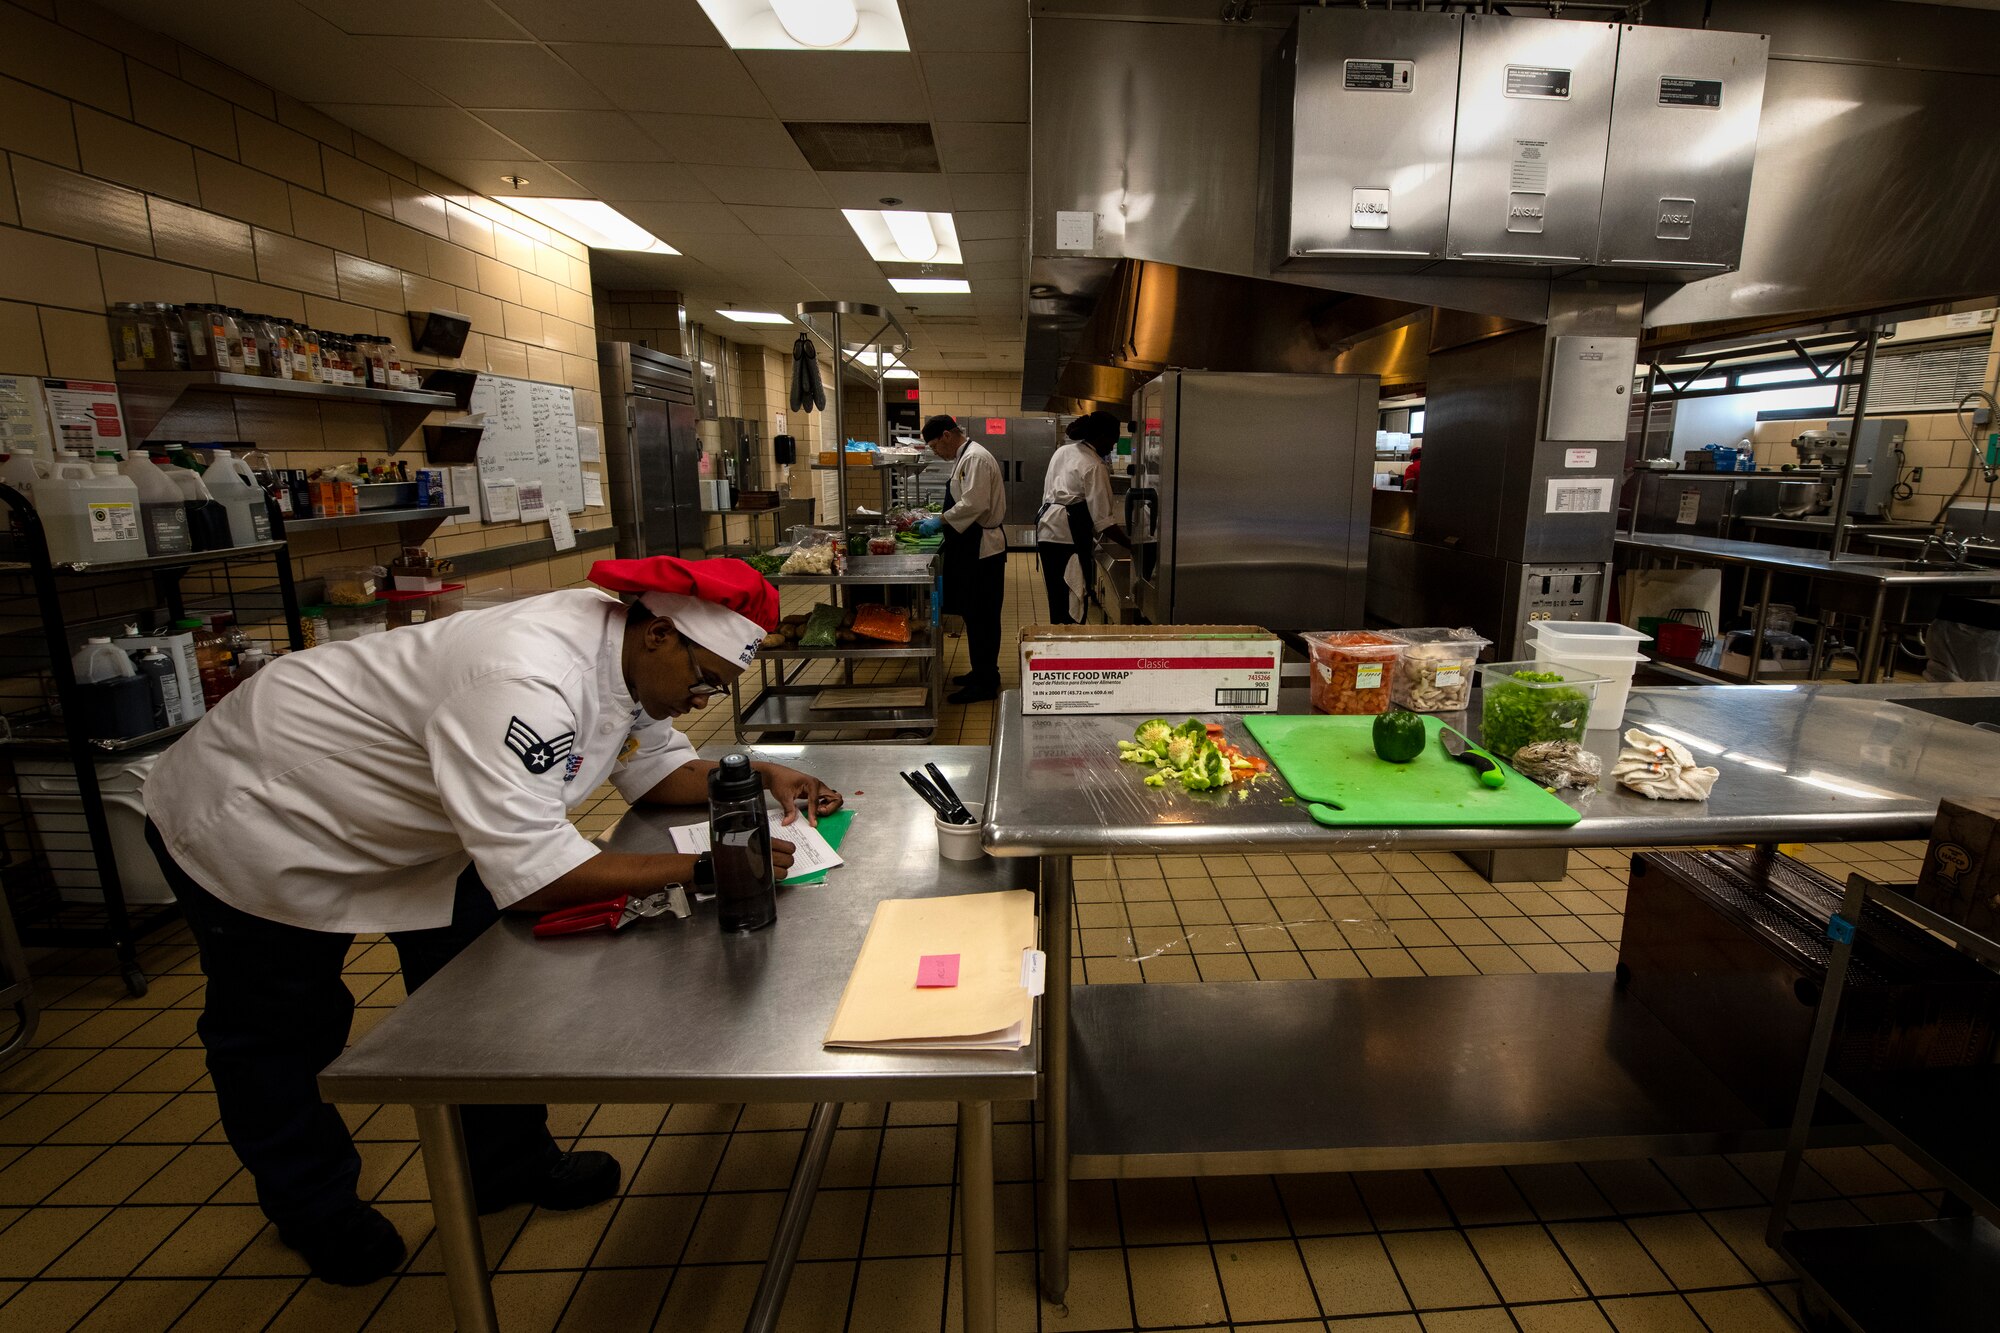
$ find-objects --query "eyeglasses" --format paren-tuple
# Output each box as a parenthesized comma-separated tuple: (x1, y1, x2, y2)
(682, 639, 728, 700)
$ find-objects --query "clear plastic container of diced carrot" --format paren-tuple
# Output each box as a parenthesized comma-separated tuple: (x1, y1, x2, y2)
(1301, 631, 1407, 715)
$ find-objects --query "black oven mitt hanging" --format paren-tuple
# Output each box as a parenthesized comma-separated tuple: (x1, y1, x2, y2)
(789, 333, 825, 413)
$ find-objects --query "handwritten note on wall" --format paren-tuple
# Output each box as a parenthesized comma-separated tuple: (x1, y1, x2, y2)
(467, 374, 583, 514)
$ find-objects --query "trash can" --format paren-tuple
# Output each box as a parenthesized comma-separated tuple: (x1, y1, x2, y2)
(14, 751, 172, 905)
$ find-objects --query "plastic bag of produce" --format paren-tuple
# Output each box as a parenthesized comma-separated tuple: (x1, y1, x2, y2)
(799, 603, 845, 648)
(852, 603, 911, 643)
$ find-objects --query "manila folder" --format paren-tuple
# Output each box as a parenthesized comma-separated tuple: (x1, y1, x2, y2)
(824, 890, 1038, 1051)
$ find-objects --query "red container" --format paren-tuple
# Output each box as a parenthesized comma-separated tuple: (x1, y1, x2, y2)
(1656, 621, 1703, 658)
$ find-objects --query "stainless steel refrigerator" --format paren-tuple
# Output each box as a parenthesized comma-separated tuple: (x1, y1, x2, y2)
(598, 342, 704, 560)
(955, 417, 1064, 550)
(1130, 372, 1376, 632)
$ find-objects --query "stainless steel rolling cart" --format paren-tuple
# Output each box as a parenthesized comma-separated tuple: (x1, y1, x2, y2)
(1768, 872, 2000, 1333)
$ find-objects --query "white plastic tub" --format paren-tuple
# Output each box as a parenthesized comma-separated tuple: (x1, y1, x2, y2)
(16, 752, 172, 904)
(1531, 647, 1638, 730)
(1530, 621, 1651, 661)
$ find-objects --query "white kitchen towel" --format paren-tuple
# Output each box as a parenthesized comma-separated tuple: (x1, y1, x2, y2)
(1613, 727, 1720, 801)
(1063, 553, 1087, 621)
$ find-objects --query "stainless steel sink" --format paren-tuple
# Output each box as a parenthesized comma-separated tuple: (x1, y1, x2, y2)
(1888, 696, 2000, 731)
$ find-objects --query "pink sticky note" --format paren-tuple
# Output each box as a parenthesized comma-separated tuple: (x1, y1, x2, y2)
(916, 954, 961, 988)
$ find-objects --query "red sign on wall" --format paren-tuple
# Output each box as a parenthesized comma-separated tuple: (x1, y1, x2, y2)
(985, 418, 1008, 435)
(904, 388, 921, 401)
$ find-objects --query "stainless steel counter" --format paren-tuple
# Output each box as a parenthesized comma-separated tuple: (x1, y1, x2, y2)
(321, 745, 1033, 1333)
(989, 683, 2000, 1304)
(984, 683, 2000, 855)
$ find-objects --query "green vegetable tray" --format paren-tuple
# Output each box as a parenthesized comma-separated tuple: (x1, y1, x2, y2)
(1241, 715, 1582, 828)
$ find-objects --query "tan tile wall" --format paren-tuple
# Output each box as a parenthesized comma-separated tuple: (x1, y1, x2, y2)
(0, 0, 611, 600)
(915, 371, 1043, 429)
(1746, 328, 2000, 524)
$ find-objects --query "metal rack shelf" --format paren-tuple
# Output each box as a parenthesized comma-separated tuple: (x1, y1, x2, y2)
(1770, 874, 2000, 1332)
(115, 370, 456, 446)
(759, 629, 937, 662)
(0, 539, 290, 577)
(282, 506, 468, 534)
(734, 692, 938, 735)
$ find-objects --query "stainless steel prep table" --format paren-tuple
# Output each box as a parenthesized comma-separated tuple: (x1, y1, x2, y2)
(320, 745, 1035, 1333)
(985, 683, 2000, 1302)
(1616, 530, 2000, 683)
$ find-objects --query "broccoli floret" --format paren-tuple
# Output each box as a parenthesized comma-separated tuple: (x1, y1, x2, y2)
(1143, 772, 1167, 787)
(1163, 732, 1200, 769)
(1133, 718, 1172, 751)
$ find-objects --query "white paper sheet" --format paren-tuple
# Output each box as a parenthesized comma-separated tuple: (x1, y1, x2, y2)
(547, 506, 576, 551)
(669, 812, 845, 883)
(583, 471, 604, 507)
(516, 478, 549, 521)
(481, 478, 520, 523)
(577, 424, 601, 462)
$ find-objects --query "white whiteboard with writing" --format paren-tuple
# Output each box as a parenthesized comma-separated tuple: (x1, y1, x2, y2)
(467, 374, 583, 514)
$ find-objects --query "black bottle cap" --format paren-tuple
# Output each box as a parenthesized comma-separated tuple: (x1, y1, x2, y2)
(709, 752, 762, 800)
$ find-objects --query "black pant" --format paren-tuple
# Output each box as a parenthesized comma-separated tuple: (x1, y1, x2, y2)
(145, 821, 557, 1234)
(961, 553, 1007, 683)
(1038, 542, 1083, 625)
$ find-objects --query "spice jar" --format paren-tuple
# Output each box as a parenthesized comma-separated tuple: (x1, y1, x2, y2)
(225, 308, 261, 375)
(147, 303, 189, 368)
(179, 304, 216, 370)
(108, 302, 174, 371)
(296, 327, 322, 382)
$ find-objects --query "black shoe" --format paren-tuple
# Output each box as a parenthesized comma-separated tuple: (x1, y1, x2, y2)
(476, 1149, 621, 1215)
(948, 682, 999, 705)
(953, 671, 977, 686)
(282, 1201, 406, 1287)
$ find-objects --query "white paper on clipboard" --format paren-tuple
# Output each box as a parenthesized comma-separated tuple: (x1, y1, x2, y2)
(547, 507, 576, 551)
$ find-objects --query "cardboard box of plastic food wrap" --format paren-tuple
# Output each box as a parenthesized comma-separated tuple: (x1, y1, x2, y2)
(1019, 625, 1282, 715)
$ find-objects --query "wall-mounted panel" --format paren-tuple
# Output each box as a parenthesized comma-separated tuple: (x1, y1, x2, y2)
(1445, 16, 1619, 266)
(1275, 9, 1462, 269)
(1597, 25, 1768, 274)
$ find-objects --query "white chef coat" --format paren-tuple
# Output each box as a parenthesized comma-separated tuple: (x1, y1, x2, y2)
(1035, 441, 1117, 544)
(145, 590, 697, 935)
(942, 440, 1007, 559)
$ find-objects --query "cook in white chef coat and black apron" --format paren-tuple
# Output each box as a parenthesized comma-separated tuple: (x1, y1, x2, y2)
(923, 414, 1008, 703)
(143, 556, 840, 1287)
(1036, 411, 1131, 624)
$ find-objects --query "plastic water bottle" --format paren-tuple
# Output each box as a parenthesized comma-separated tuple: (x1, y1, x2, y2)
(121, 449, 192, 556)
(707, 753, 777, 933)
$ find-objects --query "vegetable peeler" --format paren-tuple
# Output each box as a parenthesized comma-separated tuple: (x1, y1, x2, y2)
(533, 886, 690, 938)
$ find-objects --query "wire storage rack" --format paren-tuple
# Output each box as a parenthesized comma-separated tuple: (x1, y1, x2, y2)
(1768, 870, 2000, 1332)
(0, 484, 303, 997)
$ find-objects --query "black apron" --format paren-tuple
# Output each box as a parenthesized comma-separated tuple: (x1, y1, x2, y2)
(940, 462, 1004, 618)
(1038, 497, 1098, 619)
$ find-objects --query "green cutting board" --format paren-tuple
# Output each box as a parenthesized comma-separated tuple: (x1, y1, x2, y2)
(1241, 715, 1581, 828)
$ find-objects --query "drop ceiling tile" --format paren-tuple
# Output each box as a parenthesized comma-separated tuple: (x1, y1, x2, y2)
(490, 0, 724, 45)
(737, 52, 927, 121)
(954, 208, 1025, 241)
(669, 234, 786, 264)
(920, 53, 1026, 122)
(686, 165, 831, 208)
(958, 237, 1023, 264)
(763, 233, 872, 263)
(730, 206, 854, 236)
(967, 259, 1024, 282)
(317, 104, 532, 161)
(298, 0, 528, 40)
(807, 259, 900, 283)
(434, 159, 586, 197)
(361, 38, 612, 110)
(818, 172, 952, 211)
(932, 122, 1027, 174)
(947, 172, 1026, 210)
(902, 0, 1027, 53)
(629, 114, 809, 170)
(474, 110, 669, 161)
(117, 3, 448, 106)
(547, 161, 717, 203)
(555, 43, 768, 115)
(615, 202, 750, 235)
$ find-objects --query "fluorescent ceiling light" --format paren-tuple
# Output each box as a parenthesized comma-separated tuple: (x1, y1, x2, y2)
(696, 0, 909, 51)
(842, 209, 961, 264)
(500, 198, 678, 254)
(882, 211, 937, 262)
(717, 310, 791, 325)
(890, 278, 972, 294)
(883, 366, 918, 379)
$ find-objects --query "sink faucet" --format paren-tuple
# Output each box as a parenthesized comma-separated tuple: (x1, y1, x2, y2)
(1917, 529, 1969, 564)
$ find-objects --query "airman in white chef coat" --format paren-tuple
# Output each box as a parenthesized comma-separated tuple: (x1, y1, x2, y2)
(145, 555, 839, 1286)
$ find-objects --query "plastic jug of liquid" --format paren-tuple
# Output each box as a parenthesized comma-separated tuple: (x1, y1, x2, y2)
(200, 449, 274, 546)
(121, 449, 192, 556)
(0, 447, 50, 506)
(133, 648, 186, 728)
(116, 624, 203, 721)
(39, 456, 147, 565)
(707, 753, 777, 933)
(70, 636, 150, 739)
(154, 453, 229, 550)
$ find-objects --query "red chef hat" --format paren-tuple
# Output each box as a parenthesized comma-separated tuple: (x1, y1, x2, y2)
(588, 556, 779, 668)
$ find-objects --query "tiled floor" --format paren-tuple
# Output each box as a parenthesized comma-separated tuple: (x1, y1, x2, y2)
(0, 560, 1952, 1331)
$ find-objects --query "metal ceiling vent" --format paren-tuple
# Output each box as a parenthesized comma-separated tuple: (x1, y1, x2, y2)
(785, 122, 941, 173)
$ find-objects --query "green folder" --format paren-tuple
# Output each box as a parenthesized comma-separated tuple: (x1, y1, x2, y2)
(780, 809, 855, 886)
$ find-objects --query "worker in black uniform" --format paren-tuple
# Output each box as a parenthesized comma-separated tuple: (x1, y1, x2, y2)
(924, 414, 1009, 702)
(1035, 411, 1131, 624)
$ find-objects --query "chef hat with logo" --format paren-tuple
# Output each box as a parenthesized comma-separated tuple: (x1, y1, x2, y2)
(588, 555, 780, 668)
